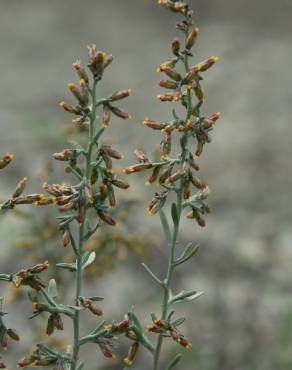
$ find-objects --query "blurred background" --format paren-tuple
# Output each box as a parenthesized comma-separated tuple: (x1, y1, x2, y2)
(0, 0, 292, 369)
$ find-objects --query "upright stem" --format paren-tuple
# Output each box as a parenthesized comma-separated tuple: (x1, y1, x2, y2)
(72, 81, 98, 370)
(153, 24, 192, 370)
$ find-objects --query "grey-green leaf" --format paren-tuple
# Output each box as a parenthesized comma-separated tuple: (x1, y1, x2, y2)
(82, 251, 96, 270)
(159, 209, 171, 242)
(168, 290, 204, 306)
(171, 203, 178, 226)
(165, 353, 182, 370)
(76, 362, 85, 370)
(175, 243, 200, 266)
(56, 262, 76, 271)
(48, 279, 58, 298)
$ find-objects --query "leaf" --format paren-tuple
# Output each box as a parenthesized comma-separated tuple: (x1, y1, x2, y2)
(168, 290, 204, 306)
(174, 243, 200, 266)
(128, 309, 154, 353)
(82, 251, 96, 270)
(171, 203, 178, 226)
(56, 262, 76, 272)
(48, 279, 58, 299)
(128, 309, 143, 332)
(165, 354, 182, 370)
(171, 317, 186, 327)
(159, 209, 171, 243)
(88, 296, 104, 302)
(76, 363, 85, 370)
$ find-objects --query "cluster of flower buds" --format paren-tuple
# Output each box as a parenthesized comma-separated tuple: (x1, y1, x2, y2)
(146, 317, 192, 349)
(96, 144, 124, 174)
(104, 319, 130, 335)
(12, 261, 49, 290)
(124, 1, 220, 228)
(0, 153, 13, 170)
(158, 0, 191, 16)
(187, 112, 221, 156)
(0, 319, 20, 350)
(87, 44, 113, 80)
(17, 349, 57, 368)
(101, 318, 141, 366)
(60, 46, 131, 131)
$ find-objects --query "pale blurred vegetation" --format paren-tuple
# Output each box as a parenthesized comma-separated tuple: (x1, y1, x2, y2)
(0, 0, 292, 369)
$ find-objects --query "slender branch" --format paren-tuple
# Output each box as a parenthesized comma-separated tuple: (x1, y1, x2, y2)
(152, 18, 193, 370)
(72, 80, 98, 370)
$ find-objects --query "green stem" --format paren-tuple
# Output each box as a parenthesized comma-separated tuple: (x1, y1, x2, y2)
(72, 80, 98, 370)
(152, 22, 192, 370)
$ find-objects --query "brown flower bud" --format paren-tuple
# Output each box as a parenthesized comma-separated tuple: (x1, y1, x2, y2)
(186, 209, 206, 227)
(53, 149, 75, 161)
(73, 60, 89, 84)
(157, 92, 181, 102)
(12, 177, 28, 198)
(193, 56, 219, 73)
(159, 79, 179, 90)
(102, 105, 111, 127)
(0, 153, 13, 170)
(133, 149, 149, 163)
(98, 342, 115, 358)
(159, 164, 174, 184)
(67, 82, 88, 106)
(97, 209, 116, 226)
(186, 27, 200, 50)
(143, 118, 166, 130)
(159, 66, 182, 82)
(146, 166, 161, 185)
(123, 163, 153, 174)
(165, 169, 186, 184)
(109, 89, 131, 101)
(171, 38, 181, 56)
(109, 105, 131, 120)
(147, 191, 168, 215)
(160, 132, 172, 158)
(158, 59, 177, 71)
(46, 314, 55, 336)
(111, 178, 130, 189)
(124, 342, 139, 366)
(17, 357, 34, 368)
(190, 175, 207, 189)
(59, 101, 81, 115)
(101, 145, 123, 160)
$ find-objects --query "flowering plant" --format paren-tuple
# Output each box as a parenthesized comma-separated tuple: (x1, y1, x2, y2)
(124, 1, 220, 369)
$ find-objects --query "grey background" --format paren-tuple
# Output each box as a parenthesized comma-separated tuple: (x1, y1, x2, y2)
(0, 1, 292, 369)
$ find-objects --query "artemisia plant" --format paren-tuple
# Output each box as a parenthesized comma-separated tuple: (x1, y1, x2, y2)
(124, 1, 221, 369)
(0, 46, 153, 369)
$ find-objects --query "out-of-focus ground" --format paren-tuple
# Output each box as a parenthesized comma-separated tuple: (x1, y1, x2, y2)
(1, 0, 292, 369)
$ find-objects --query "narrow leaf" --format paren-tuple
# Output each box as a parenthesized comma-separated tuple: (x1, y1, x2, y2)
(88, 296, 104, 302)
(172, 317, 186, 327)
(159, 209, 171, 242)
(56, 262, 76, 271)
(76, 362, 85, 370)
(175, 243, 200, 266)
(171, 203, 178, 226)
(48, 279, 58, 299)
(165, 354, 182, 370)
(82, 251, 96, 270)
(168, 290, 204, 306)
